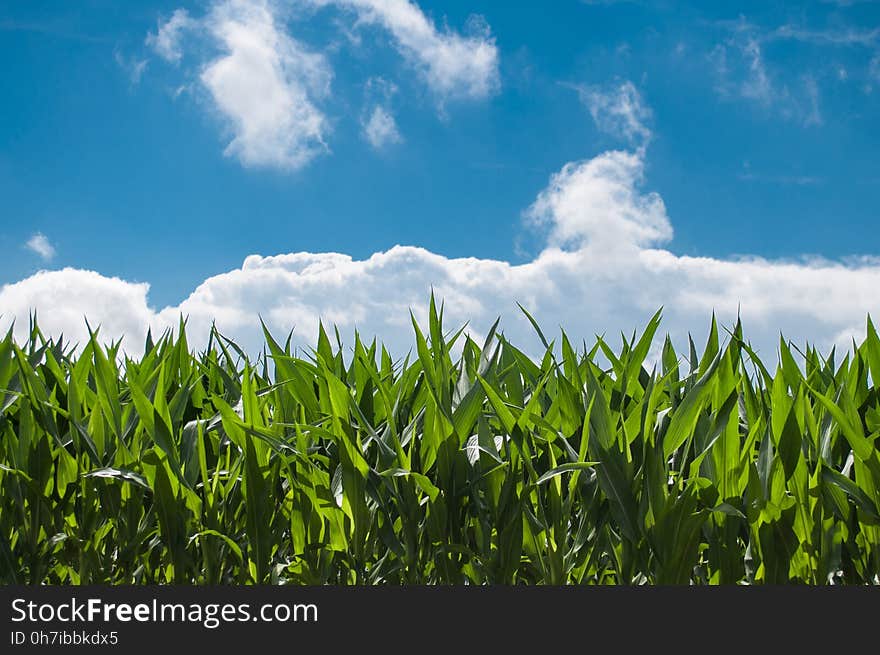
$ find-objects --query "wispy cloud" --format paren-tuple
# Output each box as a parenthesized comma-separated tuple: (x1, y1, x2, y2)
(146, 8, 195, 63)
(574, 80, 653, 145)
(771, 25, 880, 47)
(738, 158, 820, 186)
(739, 35, 774, 104)
(114, 50, 149, 85)
(738, 172, 823, 186)
(803, 74, 822, 126)
(361, 77, 402, 149)
(25, 233, 56, 261)
(870, 55, 880, 84)
(362, 107, 402, 149)
(0, 18, 109, 43)
(580, 0, 642, 5)
(820, 0, 878, 5)
(709, 22, 827, 127)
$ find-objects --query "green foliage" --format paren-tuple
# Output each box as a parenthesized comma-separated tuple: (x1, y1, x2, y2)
(2, 302, 880, 584)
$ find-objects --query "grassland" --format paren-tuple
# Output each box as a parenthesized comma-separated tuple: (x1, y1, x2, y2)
(2, 300, 880, 584)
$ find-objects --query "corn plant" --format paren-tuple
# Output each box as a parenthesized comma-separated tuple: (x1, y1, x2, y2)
(2, 299, 880, 584)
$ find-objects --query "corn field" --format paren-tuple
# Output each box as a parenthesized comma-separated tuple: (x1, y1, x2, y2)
(2, 299, 880, 584)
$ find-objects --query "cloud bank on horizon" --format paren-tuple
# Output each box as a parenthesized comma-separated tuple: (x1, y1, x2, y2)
(3, 137, 878, 360)
(3, 2, 879, 362)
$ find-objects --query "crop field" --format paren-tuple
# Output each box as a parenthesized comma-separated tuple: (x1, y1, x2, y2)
(2, 300, 880, 585)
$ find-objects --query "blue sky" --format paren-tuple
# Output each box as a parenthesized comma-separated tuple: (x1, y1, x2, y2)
(1, 0, 880, 356)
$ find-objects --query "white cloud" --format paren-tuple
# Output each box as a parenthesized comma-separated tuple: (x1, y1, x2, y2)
(313, 0, 500, 101)
(526, 150, 670, 251)
(200, 0, 332, 170)
(146, 1, 332, 170)
(739, 171, 822, 186)
(575, 81, 652, 144)
(771, 25, 879, 47)
(0, 269, 158, 348)
(4, 148, 878, 362)
(710, 26, 827, 127)
(24, 233, 56, 261)
(361, 76, 402, 148)
(147, 0, 499, 170)
(803, 75, 823, 126)
(739, 35, 774, 105)
(362, 106, 402, 148)
(114, 51, 149, 85)
(146, 8, 195, 63)
(581, 0, 640, 5)
(820, 0, 880, 6)
(708, 18, 880, 126)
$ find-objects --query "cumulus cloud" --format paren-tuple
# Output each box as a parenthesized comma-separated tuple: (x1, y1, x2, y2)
(575, 81, 652, 144)
(3, 147, 878, 361)
(527, 150, 670, 251)
(24, 233, 56, 261)
(200, 0, 333, 170)
(146, 0, 332, 170)
(0, 269, 159, 348)
(147, 0, 497, 169)
(311, 0, 500, 101)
